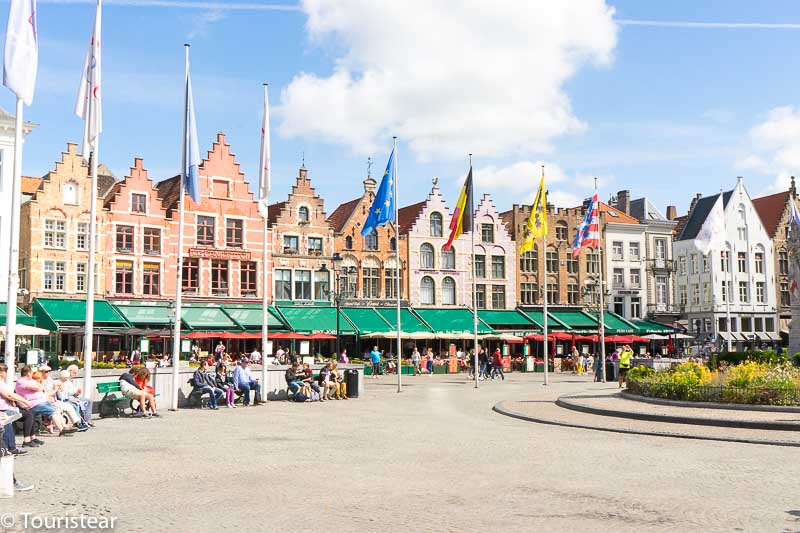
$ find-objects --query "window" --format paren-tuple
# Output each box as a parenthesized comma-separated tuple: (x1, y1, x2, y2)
(779, 250, 789, 275)
(365, 230, 378, 250)
(690, 254, 698, 274)
(420, 243, 435, 269)
(298, 206, 309, 222)
(738, 227, 747, 241)
(441, 246, 455, 269)
(630, 269, 641, 289)
(314, 270, 329, 300)
(442, 277, 456, 305)
(211, 260, 229, 295)
(546, 251, 558, 273)
(755, 252, 764, 274)
(308, 237, 323, 255)
(76, 263, 86, 293)
(116, 225, 134, 253)
(613, 268, 624, 288)
(115, 260, 133, 294)
(143, 263, 160, 296)
(384, 269, 399, 299)
(63, 181, 79, 205)
(475, 284, 486, 309)
(226, 219, 244, 247)
(703, 282, 711, 304)
(567, 282, 579, 305)
(197, 216, 215, 246)
(77, 222, 88, 250)
(421, 276, 435, 305)
(756, 281, 766, 304)
(691, 284, 700, 305)
(679, 285, 687, 306)
(430, 212, 443, 237)
(481, 224, 494, 243)
(586, 252, 599, 274)
(295, 270, 311, 300)
(781, 282, 790, 307)
(656, 276, 668, 305)
(766, 317, 775, 333)
(718, 317, 727, 333)
(390, 238, 397, 251)
(474, 255, 486, 278)
(44, 220, 66, 249)
(678, 255, 686, 275)
(702, 255, 709, 273)
(730, 317, 738, 332)
(491, 285, 506, 308)
(283, 235, 299, 253)
(741, 317, 752, 332)
(721, 281, 732, 303)
(521, 282, 538, 305)
(567, 255, 578, 274)
(547, 278, 559, 304)
(739, 281, 749, 303)
(612, 241, 623, 260)
(755, 317, 764, 331)
(345, 236, 353, 250)
(737, 252, 747, 273)
(613, 297, 624, 316)
(720, 251, 729, 272)
(363, 268, 380, 299)
(655, 239, 667, 261)
(43, 261, 65, 292)
(520, 250, 537, 273)
(555, 222, 568, 241)
(630, 297, 641, 318)
(211, 179, 230, 198)
(143, 228, 161, 255)
(629, 242, 640, 261)
(275, 269, 292, 299)
(240, 262, 257, 295)
(131, 193, 147, 213)
(492, 256, 505, 279)
(182, 259, 199, 292)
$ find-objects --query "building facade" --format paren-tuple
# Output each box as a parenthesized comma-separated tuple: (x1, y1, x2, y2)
(601, 201, 647, 320)
(472, 194, 516, 309)
(327, 173, 405, 303)
(674, 177, 779, 347)
(267, 165, 333, 304)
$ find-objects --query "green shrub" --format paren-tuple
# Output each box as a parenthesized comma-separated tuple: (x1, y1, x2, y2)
(627, 365, 654, 380)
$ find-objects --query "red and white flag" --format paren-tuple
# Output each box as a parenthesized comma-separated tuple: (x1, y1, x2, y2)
(3, 0, 38, 105)
(571, 193, 599, 258)
(75, 0, 102, 161)
(258, 84, 270, 217)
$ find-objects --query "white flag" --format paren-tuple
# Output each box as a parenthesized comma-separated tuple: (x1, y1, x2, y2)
(3, 0, 38, 105)
(75, 0, 102, 161)
(182, 51, 201, 204)
(694, 194, 726, 256)
(258, 84, 270, 217)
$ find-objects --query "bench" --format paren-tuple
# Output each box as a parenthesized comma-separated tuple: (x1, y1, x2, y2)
(185, 377, 246, 408)
(97, 381, 160, 417)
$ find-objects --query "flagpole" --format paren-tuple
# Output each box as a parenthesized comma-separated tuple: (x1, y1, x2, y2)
(725, 241, 733, 352)
(596, 177, 607, 382)
(261, 82, 270, 396)
(3, 98, 23, 386)
(83, 136, 99, 396)
(171, 43, 190, 411)
(393, 136, 402, 393)
(469, 154, 479, 389)
(542, 166, 549, 386)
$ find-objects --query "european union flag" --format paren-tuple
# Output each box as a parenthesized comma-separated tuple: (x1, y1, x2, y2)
(361, 148, 396, 236)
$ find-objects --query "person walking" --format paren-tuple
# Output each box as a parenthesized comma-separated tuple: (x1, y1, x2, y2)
(479, 347, 489, 380)
(593, 352, 603, 382)
(491, 348, 505, 381)
(369, 346, 382, 379)
(411, 346, 421, 376)
(426, 348, 435, 377)
(619, 344, 634, 388)
(577, 350, 586, 376)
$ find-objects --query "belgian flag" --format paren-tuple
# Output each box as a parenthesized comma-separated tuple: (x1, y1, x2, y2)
(444, 167, 473, 251)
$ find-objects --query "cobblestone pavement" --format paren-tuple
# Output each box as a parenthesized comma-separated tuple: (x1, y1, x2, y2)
(3, 373, 800, 532)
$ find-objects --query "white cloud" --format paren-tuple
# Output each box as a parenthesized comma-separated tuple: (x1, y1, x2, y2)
(740, 106, 800, 191)
(28, 0, 299, 10)
(278, 0, 617, 160)
(187, 9, 225, 38)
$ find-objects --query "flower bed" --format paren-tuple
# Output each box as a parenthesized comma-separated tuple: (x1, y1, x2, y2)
(626, 361, 800, 406)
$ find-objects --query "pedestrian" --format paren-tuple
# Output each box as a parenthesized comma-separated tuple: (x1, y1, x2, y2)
(369, 346, 381, 379)
(619, 344, 633, 389)
(250, 347, 262, 365)
(491, 348, 505, 380)
(593, 353, 603, 382)
(214, 341, 226, 362)
(577, 351, 586, 376)
(339, 348, 349, 364)
(479, 347, 489, 380)
(426, 348, 435, 376)
(411, 346, 421, 375)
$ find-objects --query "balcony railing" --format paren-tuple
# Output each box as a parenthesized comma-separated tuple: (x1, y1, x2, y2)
(646, 303, 682, 314)
(646, 258, 675, 272)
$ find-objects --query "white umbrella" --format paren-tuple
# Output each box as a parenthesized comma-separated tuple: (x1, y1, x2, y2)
(0, 324, 51, 336)
(642, 334, 668, 340)
(673, 333, 694, 340)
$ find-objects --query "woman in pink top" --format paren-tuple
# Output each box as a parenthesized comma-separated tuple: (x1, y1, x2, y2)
(15, 367, 68, 436)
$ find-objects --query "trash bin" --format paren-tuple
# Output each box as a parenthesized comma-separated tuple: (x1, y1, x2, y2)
(345, 369, 359, 398)
(605, 361, 616, 381)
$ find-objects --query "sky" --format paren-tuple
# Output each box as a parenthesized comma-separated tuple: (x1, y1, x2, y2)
(3, 0, 800, 217)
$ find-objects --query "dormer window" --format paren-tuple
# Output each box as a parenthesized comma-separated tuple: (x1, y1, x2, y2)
(64, 181, 79, 205)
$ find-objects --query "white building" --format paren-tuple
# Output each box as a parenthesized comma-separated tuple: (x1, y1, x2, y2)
(601, 202, 647, 320)
(673, 177, 779, 348)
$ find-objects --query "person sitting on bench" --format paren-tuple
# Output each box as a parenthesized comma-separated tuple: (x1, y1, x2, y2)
(215, 364, 236, 409)
(192, 360, 223, 410)
(285, 362, 302, 398)
(232, 358, 263, 406)
(15, 366, 70, 436)
(119, 368, 159, 418)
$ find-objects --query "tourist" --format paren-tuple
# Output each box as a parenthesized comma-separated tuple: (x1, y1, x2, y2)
(411, 346, 421, 376)
(214, 341, 226, 362)
(339, 348, 349, 364)
(300, 363, 322, 400)
(426, 347, 435, 377)
(233, 357, 263, 405)
(317, 363, 337, 400)
(285, 362, 303, 398)
(479, 347, 489, 380)
(577, 351, 586, 376)
(0, 364, 34, 452)
(119, 368, 159, 418)
(619, 344, 634, 388)
(58, 369, 93, 427)
(593, 353, 603, 382)
(491, 348, 505, 381)
(192, 360, 224, 410)
(369, 346, 381, 379)
(330, 362, 347, 399)
(15, 366, 70, 435)
(275, 345, 285, 363)
(215, 364, 236, 408)
(250, 347, 262, 365)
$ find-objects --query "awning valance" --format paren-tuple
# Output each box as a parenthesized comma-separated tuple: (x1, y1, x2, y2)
(221, 304, 288, 331)
(0, 303, 36, 326)
(413, 308, 493, 335)
(375, 308, 433, 334)
(630, 319, 676, 335)
(181, 304, 239, 331)
(547, 310, 598, 333)
(340, 308, 393, 335)
(33, 298, 129, 331)
(276, 306, 356, 335)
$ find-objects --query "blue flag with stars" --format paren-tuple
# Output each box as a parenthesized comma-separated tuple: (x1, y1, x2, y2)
(361, 148, 396, 236)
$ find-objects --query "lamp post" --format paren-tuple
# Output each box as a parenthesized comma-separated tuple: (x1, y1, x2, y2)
(320, 253, 356, 359)
(167, 301, 175, 362)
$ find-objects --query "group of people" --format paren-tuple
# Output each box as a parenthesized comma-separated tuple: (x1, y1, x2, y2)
(567, 345, 635, 386)
(189, 357, 265, 409)
(284, 361, 348, 402)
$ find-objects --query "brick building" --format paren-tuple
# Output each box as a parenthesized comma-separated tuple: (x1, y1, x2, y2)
(327, 173, 405, 303)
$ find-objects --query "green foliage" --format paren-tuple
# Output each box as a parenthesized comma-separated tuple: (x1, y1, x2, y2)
(626, 365, 654, 380)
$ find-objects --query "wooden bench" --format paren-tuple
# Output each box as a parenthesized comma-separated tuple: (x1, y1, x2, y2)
(97, 381, 160, 417)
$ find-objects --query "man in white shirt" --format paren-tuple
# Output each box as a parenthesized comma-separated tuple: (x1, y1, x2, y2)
(250, 348, 262, 365)
(275, 346, 285, 363)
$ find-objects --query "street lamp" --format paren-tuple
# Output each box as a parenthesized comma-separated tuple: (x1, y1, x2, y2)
(166, 301, 175, 362)
(323, 253, 356, 359)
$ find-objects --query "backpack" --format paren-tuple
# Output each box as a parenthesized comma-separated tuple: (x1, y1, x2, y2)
(294, 392, 308, 402)
(309, 389, 320, 402)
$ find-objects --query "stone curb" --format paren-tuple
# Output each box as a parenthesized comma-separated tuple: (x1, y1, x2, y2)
(620, 390, 800, 413)
(556, 393, 800, 432)
(492, 400, 800, 448)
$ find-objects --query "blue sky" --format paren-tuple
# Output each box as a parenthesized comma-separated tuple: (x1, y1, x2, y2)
(3, 0, 800, 217)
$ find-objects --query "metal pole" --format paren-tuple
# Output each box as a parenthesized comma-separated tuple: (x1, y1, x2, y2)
(394, 136, 402, 393)
(726, 241, 733, 352)
(542, 233, 549, 386)
(4, 98, 23, 386)
(260, 83, 270, 395)
(470, 154, 479, 389)
(596, 178, 607, 382)
(82, 136, 99, 397)
(336, 273, 341, 358)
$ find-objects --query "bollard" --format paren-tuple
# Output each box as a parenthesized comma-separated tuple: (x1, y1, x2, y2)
(0, 455, 14, 498)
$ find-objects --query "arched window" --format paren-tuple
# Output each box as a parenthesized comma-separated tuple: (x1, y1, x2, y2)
(441, 245, 455, 269)
(421, 276, 435, 305)
(390, 237, 396, 251)
(365, 230, 378, 250)
(420, 243, 434, 268)
(298, 206, 309, 222)
(442, 277, 456, 305)
(430, 212, 443, 237)
(345, 236, 353, 250)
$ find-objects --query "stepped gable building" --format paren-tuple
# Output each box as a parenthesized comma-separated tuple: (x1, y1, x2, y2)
(328, 171, 404, 302)
(472, 194, 516, 309)
(752, 177, 800, 339)
(153, 133, 270, 301)
(266, 164, 333, 303)
(19, 143, 116, 306)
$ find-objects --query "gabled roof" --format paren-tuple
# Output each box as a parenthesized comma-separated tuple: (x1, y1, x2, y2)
(327, 196, 361, 233)
(677, 191, 733, 241)
(599, 201, 640, 225)
(499, 209, 514, 237)
(630, 197, 671, 223)
(265, 200, 287, 227)
(155, 175, 181, 217)
(21, 176, 42, 194)
(752, 190, 791, 239)
(397, 201, 425, 235)
(673, 215, 688, 238)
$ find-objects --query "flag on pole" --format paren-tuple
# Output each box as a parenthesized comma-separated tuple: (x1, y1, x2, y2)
(257, 84, 270, 217)
(789, 198, 800, 231)
(694, 194, 726, 255)
(182, 54, 201, 203)
(520, 173, 547, 254)
(75, 0, 102, 162)
(444, 167, 473, 250)
(361, 148, 396, 236)
(571, 193, 599, 258)
(3, 0, 38, 105)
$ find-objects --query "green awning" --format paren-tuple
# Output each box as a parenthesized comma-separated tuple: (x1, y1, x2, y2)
(413, 308, 493, 335)
(375, 308, 433, 333)
(276, 306, 356, 335)
(0, 303, 36, 326)
(221, 304, 288, 331)
(341, 308, 392, 334)
(548, 310, 599, 333)
(181, 304, 240, 331)
(33, 298, 129, 331)
(588, 311, 636, 334)
(113, 303, 172, 326)
(517, 309, 569, 331)
(630, 319, 676, 335)
(478, 310, 540, 334)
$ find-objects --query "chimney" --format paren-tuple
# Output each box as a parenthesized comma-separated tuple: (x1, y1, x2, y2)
(616, 190, 630, 215)
(689, 193, 702, 212)
(666, 205, 677, 221)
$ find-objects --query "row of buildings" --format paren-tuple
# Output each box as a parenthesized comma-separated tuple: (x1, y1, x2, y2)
(1, 116, 796, 348)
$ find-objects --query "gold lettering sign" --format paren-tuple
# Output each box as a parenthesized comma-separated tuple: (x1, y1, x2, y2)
(188, 248, 252, 260)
